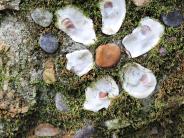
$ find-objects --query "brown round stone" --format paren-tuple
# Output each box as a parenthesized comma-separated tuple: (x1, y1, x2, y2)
(95, 44, 121, 68)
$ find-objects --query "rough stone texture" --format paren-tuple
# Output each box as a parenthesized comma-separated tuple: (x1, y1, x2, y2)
(0, 0, 21, 10)
(61, 36, 89, 54)
(35, 123, 60, 137)
(0, 122, 4, 135)
(95, 44, 121, 68)
(31, 8, 53, 27)
(132, 0, 150, 6)
(0, 90, 29, 117)
(0, 16, 40, 117)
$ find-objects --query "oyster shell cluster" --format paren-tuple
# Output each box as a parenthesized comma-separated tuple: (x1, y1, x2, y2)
(0, 0, 165, 114)
(51, 1, 166, 112)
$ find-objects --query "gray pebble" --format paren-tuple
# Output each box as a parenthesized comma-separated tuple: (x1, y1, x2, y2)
(55, 93, 68, 112)
(39, 33, 59, 54)
(31, 8, 53, 27)
(161, 10, 183, 27)
(74, 125, 95, 138)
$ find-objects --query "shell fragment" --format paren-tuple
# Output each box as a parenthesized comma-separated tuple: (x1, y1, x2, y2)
(100, 0, 126, 35)
(84, 76, 119, 112)
(66, 49, 94, 77)
(55, 6, 97, 45)
(119, 63, 157, 99)
(122, 17, 164, 58)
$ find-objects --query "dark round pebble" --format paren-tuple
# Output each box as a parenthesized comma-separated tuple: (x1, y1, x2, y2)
(161, 10, 183, 27)
(39, 33, 59, 54)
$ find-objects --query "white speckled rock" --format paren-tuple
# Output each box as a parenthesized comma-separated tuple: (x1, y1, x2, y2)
(100, 0, 126, 35)
(84, 76, 119, 112)
(119, 63, 157, 99)
(122, 17, 164, 58)
(0, 16, 40, 117)
(31, 8, 53, 27)
(55, 6, 96, 45)
(66, 49, 94, 77)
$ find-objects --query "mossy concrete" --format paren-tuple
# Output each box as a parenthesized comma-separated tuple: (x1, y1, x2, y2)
(0, 0, 183, 137)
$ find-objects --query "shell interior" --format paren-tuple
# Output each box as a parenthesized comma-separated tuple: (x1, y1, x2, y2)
(120, 63, 157, 99)
(66, 49, 94, 77)
(100, 0, 126, 35)
(84, 76, 119, 112)
(55, 6, 96, 45)
(122, 17, 164, 58)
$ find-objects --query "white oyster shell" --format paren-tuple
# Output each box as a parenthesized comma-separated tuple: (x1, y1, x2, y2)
(100, 0, 126, 35)
(55, 6, 96, 45)
(66, 49, 94, 77)
(122, 17, 164, 58)
(84, 76, 119, 112)
(120, 63, 157, 99)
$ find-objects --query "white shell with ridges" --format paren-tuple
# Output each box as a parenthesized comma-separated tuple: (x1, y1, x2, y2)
(100, 0, 126, 35)
(120, 63, 157, 99)
(66, 49, 94, 77)
(55, 6, 96, 45)
(84, 76, 119, 112)
(122, 17, 164, 58)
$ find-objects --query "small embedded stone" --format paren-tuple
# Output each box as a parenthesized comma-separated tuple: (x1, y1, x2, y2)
(95, 43, 121, 68)
(74, 125, 95, 138)
(43, 59, 56, 84)
(21, 106, 29, 113)
(161, 10, 183, 27)
(31, 8, 53, 27)
(0, 91, 4, 99)
(39, 33, 59, 54)
(159, 47, 167, 56)
(35, 123, 60, 137)
(0, 42, 9, 53)
(55, 93, 69, 112)
(132, 0, 150, 6)
(43, 68, 56, 84)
